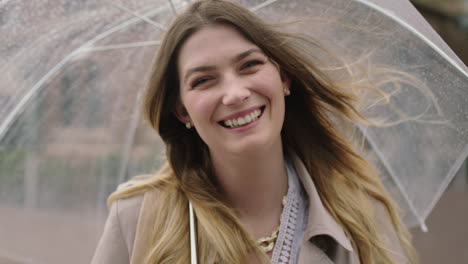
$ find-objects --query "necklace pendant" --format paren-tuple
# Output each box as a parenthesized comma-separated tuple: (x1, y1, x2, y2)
(260, 241, 275, 253)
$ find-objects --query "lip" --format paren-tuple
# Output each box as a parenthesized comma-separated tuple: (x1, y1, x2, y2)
(218, 105, 264, 122)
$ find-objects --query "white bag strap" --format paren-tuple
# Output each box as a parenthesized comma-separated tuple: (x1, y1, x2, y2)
(189, 201, 198, 264)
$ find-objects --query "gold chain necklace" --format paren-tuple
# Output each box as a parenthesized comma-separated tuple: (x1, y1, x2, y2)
(256, 196, 287, 253)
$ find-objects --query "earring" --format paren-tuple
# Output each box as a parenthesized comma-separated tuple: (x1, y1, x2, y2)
(186, 122, 192, 129)
(284, 88, 290, 96)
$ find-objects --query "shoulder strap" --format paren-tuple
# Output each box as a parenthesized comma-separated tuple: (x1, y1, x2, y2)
(189, 201, 198, 264)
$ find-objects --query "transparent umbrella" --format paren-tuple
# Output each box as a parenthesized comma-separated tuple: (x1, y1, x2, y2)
(0, 0, 466, 263)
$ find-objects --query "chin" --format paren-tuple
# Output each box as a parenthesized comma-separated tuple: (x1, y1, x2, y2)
(225, 135, 281, 156)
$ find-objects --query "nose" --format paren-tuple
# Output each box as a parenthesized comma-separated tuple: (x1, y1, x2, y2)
(221, 76, 251, 106)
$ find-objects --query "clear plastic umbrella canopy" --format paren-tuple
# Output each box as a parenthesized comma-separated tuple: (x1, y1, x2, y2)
(0, 0, 466, 263)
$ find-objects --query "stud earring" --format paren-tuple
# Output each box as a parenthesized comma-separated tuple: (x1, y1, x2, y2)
(284, 88, 291, 96)
(186, 122, 192, 129)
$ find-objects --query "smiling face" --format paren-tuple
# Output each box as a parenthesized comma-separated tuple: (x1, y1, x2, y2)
(176, 24, 290, 157)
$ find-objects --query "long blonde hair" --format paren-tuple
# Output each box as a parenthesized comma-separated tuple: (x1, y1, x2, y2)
(109, 0, 417, 263)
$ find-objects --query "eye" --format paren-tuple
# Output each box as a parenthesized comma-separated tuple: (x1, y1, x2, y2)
(241, 60, 264, 70)
(191, 77, 213, 88)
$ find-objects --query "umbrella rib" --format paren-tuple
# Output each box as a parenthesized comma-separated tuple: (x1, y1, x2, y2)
(355, 0, 467, 77)
(110, 2, 166, 31)
(80, 40, 161, 52)
(250, 0, 280, 12)
(168, 0, 178, 15)
(358, 125, 428, 232)
(0, 49, 81, 142)
(0, 4, 172, 142)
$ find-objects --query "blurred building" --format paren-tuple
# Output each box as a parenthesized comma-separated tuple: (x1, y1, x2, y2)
(412, 0, 468, 61)
(411, 1, 468, 263)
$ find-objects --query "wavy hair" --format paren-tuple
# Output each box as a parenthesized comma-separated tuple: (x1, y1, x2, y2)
(109, 0, 417, 263)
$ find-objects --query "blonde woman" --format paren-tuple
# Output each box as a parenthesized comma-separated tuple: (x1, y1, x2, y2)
(92, 0, 417, 263)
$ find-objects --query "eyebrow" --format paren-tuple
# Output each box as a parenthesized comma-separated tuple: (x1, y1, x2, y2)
(182, 48, 264, 84)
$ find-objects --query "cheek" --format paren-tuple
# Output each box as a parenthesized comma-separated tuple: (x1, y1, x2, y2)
(253, 72, 284, 98)
(183, 92, 218, 121)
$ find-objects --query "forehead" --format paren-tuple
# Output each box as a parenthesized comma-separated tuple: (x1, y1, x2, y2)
(177, 24, 259, 72)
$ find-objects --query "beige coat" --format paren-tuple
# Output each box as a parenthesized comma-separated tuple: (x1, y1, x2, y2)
(91, 155, 408, 263)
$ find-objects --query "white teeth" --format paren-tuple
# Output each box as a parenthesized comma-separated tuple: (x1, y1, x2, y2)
(238, 117, 245, 125)
(223, 108, 262, 128)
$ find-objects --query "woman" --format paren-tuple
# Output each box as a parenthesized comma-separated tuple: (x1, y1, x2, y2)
(92, 0, 417, 263)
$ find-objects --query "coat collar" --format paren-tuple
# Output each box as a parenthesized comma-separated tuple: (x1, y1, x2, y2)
(289, 152, 354, 252)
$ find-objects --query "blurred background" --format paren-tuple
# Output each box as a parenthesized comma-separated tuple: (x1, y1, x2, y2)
(410, 0, 468, 263)
(0, 0, 466, 263)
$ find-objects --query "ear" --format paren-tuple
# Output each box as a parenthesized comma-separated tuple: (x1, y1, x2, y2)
(173, 100, 191, 124)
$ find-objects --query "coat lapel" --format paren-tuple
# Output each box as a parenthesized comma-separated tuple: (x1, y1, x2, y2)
(290, 153, 359, 264)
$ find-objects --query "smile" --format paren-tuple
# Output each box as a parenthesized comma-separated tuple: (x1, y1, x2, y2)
(220, 107, 264, 128)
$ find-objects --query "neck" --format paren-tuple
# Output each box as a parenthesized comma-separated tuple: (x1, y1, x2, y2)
(210, 140, 288, 226)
